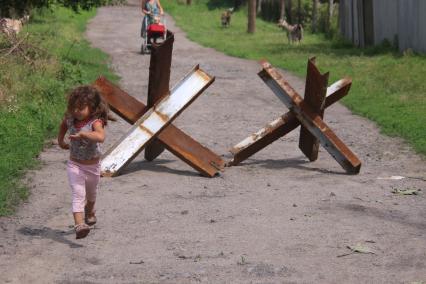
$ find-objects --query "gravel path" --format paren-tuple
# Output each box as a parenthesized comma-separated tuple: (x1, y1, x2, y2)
(1, 1, 425, 283)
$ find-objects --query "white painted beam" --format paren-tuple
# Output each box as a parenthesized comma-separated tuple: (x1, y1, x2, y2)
(101, 66, 214, 177)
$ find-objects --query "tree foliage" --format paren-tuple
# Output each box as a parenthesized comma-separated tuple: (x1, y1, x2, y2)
(259, 0, 338, 34)
(0, 0, 53, 17)
(0, 0, 124, 17)
(58, 0, 123, 12)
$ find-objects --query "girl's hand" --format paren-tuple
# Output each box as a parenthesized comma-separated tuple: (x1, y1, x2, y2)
(57, 118, 69, 150)
(69, 125, 104, 143)
(69, 133, 84, 140)
(59, 141, 69, 150)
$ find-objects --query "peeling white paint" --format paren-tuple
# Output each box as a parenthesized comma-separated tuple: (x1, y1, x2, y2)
(143, 111, 166, 134)
(260, 67, 360, 174)
(231, 116, 284, 153)
(326, 79, 347, 97)
(101, 67, 213, 176)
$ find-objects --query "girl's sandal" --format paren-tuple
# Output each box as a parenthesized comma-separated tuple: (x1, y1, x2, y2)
(74, 223, 90, 239)
(84, 206, 97, 226)
(85, 214, 97, 226)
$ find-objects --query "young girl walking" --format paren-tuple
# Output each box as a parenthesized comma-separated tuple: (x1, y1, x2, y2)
(57, 85, 108, 239)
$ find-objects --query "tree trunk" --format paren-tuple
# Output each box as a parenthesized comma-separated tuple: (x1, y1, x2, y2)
(234, 0, 243, 11)
(279, 0, 285, 21)
(257, 0, 262, 14)
(247, 0, 256, 33)
(297, 0, 301, 24)
(327, 0, 334, 32)
(287, 0, 292, 24)
(187, 0, 192, 5)
(312, 0, 318, 33)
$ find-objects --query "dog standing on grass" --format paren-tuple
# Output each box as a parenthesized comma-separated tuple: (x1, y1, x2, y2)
(0, 15, 29, 36)
(277, 19, 303, 44)
(221, 8, 234, 27)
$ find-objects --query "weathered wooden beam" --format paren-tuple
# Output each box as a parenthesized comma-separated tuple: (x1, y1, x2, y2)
(100, 66, 215, 177)
(145, 32, 174, 161)
(258, 61, 361, 174)
(228, 78, 352, 166)
(299, 57, 329, 161)
(94, 77, 224, 177)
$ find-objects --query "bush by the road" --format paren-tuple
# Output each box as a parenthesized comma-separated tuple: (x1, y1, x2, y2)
(0, 7, 117, 215)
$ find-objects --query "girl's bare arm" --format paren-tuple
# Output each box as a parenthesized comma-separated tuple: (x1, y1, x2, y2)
(70, 121, 105, 143)
(57, 119, 69, 149)
(157, 0, 164, 14)
(141, 0, 149, 14)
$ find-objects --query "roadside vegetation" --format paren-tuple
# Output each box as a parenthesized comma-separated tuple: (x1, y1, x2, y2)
(1, 0, 424, 215)
(0, 6, 118, 215)
(163, 0, 426, 158)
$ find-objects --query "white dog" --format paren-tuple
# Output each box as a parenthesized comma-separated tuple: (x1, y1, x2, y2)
(0, 15, 30, 36)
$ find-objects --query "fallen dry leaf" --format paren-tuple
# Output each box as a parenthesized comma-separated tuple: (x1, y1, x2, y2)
(347, 243, 375, 254)
(392, 188, 419, 195)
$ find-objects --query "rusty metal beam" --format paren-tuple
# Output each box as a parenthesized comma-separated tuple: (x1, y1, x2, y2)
(258, 61, 361, 174)
(324, 78, 352, 108)
(101, 65, 215, 177)
(228, 78, 352, 166)
(94, 77, 224, 177)
(299, 57, 329, 161)
(159, 125, 224, 175)
(94, 77, 148, 124)
(228, 112, 299, 166)
(95, 75, 223, 177)
(145, 32, 174, 161)
(94, 78, 224, 177)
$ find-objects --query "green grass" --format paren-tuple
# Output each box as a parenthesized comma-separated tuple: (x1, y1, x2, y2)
(0, 6, 118, 215)
(164, 0, 426, 157)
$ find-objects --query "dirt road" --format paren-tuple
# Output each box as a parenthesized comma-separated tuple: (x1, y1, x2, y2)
(1, 1, 425, 283)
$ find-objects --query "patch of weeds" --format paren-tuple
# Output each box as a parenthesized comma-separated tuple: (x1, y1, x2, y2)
(0, 6, 118, 215)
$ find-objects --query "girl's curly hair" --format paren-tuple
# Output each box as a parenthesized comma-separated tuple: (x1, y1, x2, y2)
(66, 85, 109, 126)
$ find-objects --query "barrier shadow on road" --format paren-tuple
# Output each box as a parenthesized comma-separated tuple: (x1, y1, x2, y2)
(119, 158, 201, 177)
(336, 203, 426, 232)
(236, 157, 347, 175)
(17, 226, 84, 248)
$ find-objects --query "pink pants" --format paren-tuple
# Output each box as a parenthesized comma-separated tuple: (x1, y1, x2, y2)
(67, 160, 100, 213)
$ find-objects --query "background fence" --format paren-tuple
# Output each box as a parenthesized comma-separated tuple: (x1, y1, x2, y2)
(339, 0, 426, 53)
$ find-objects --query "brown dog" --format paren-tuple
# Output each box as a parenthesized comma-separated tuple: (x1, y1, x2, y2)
(221, 8, 234, 27)
(277, 19, 303, 44)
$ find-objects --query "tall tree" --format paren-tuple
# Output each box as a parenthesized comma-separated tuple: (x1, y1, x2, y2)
(287, 0, 292, 24)
(233, 0, 243, 11)
(0, 0, 117, 17)
(327, 0, 334, 32)
(297, 0, 301, 24)
(247, 0, 256, 33)
(279, 0, 285, 21)
(312, 0, 318, 33)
